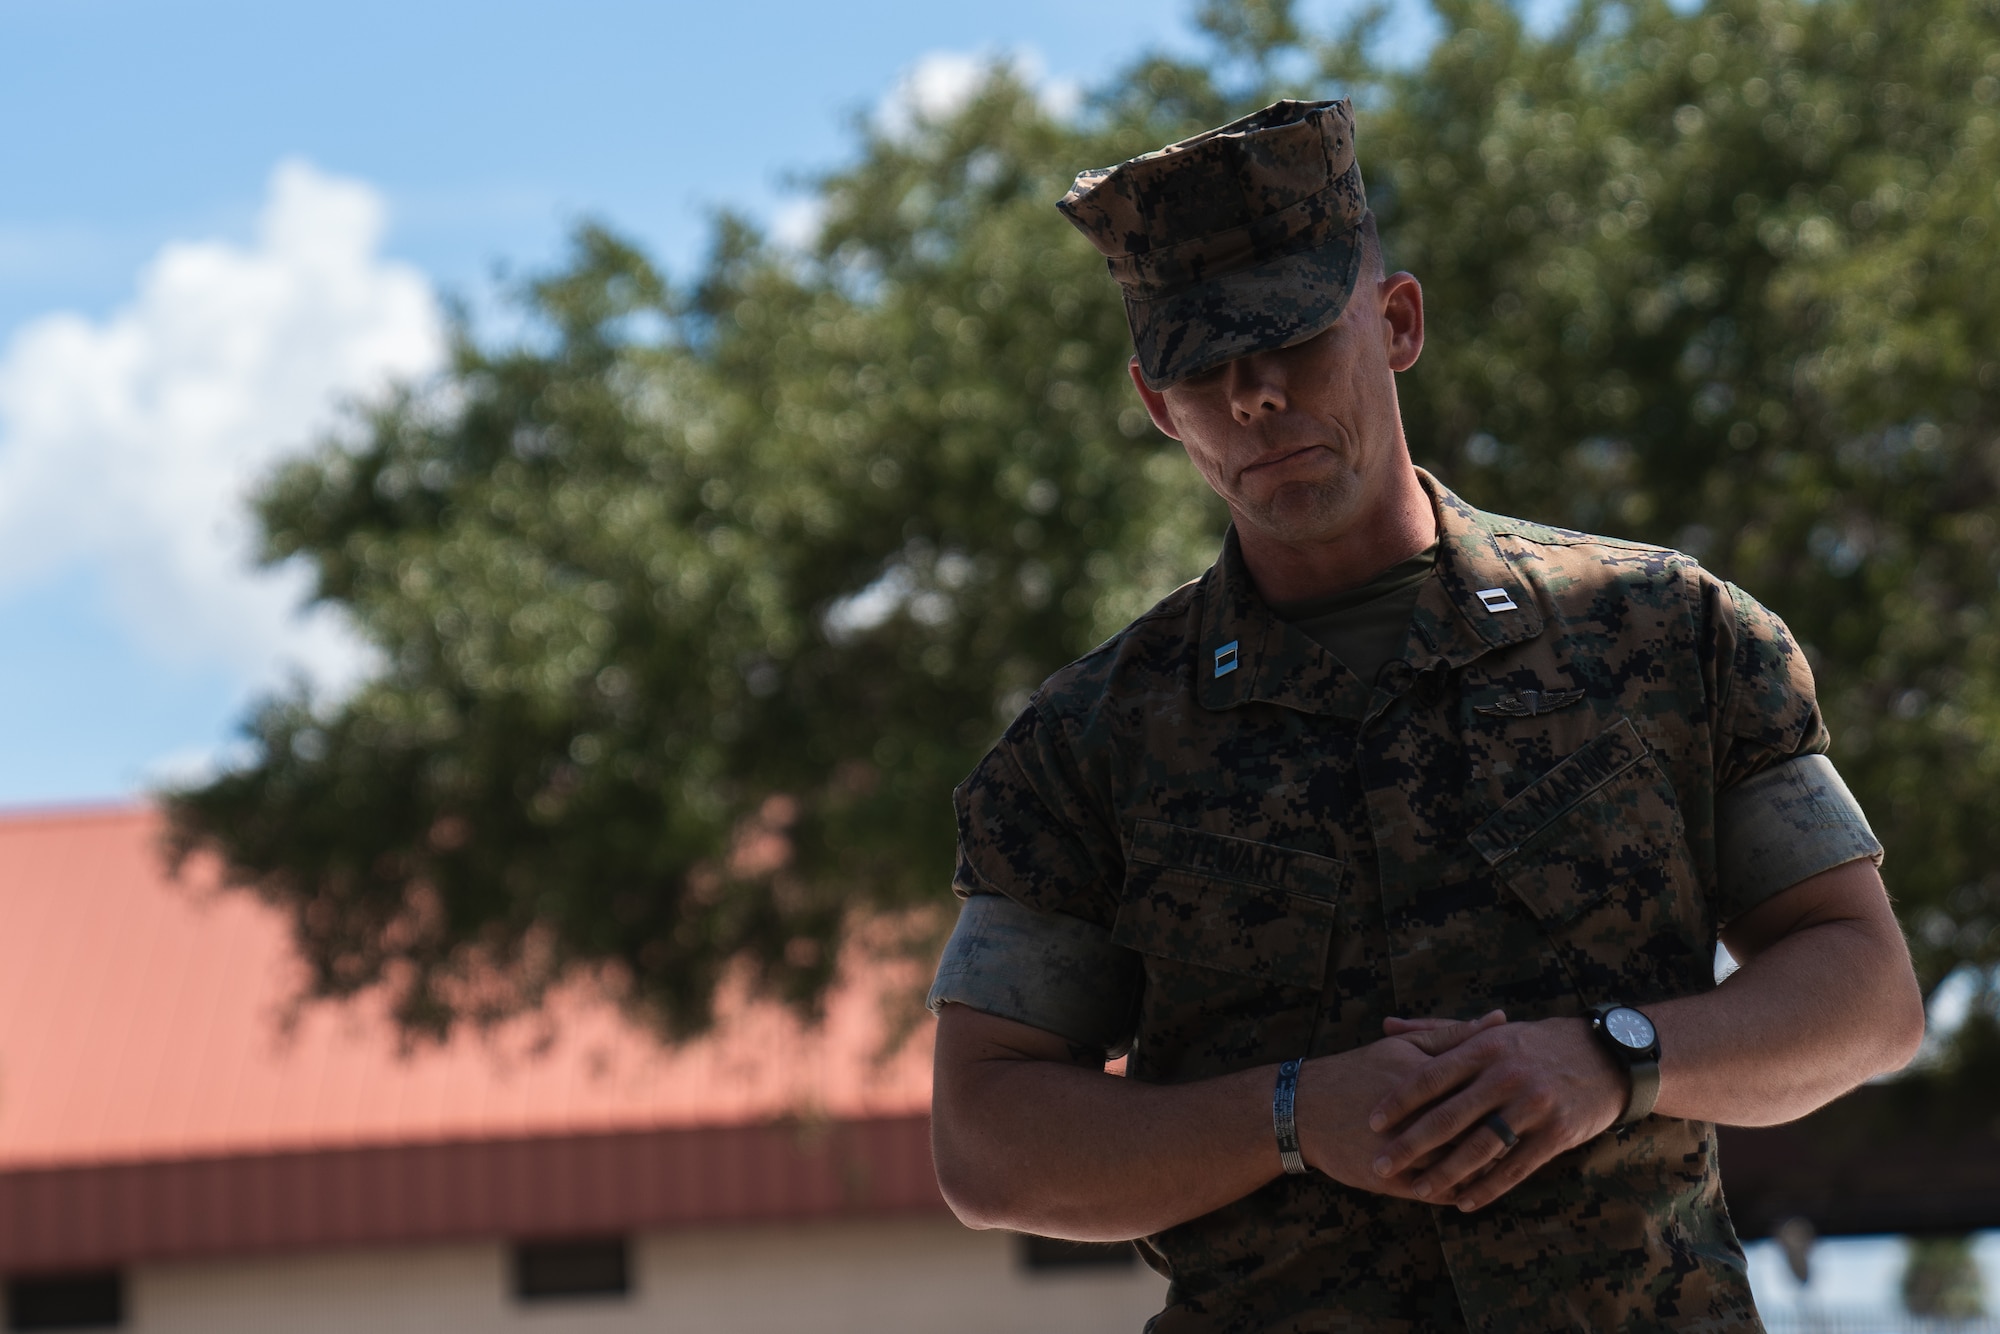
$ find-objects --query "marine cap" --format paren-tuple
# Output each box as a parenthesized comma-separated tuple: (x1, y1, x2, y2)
(1057, 99, 1368, 391)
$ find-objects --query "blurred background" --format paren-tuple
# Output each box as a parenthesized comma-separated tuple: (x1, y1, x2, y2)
(2, 0, 1998, 1329)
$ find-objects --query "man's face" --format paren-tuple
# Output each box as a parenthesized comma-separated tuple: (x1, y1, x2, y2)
(1131, 271, 1425, 548)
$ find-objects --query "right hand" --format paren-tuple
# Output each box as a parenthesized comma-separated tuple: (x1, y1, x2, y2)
(1292, 1010, 1506, 1200)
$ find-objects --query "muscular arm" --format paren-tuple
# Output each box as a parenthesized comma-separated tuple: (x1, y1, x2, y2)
(1367, 858, 1925, 1211)
(1660, 855, 1923, 1120)
(931, 1003, 1502, 1240)
(931, 1007, 1275, 1241)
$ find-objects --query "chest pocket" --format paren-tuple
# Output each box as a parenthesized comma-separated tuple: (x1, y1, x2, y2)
(1113, 820, 1344, 990)
(1468, 717, 1703, 1001)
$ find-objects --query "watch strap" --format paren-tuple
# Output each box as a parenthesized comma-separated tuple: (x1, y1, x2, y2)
(1273, 1058, 1307, 1174)
(1620, 1059, 1660, 1125)
(1590, 1003, 1662, 1127)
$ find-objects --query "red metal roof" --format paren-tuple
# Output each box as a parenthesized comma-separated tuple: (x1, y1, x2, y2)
(0, 1116, 941, 1270)
(0, 804, 944, 1265)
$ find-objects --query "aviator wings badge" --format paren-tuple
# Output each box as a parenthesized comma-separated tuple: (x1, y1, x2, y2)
(1476, 687, 1586, 718)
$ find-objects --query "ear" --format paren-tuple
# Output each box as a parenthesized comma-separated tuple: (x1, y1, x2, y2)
(1380, 272, 1425, 374)
(1128, 359, 1183, 440)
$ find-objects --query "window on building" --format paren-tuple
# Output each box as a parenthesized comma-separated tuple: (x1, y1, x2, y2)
(6, 1271, 124, 1331)
(1016, 1235, 1140, 1273)
(511, 1237, 630, 1302)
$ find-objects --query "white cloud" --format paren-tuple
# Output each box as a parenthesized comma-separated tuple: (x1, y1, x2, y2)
(887, 51, 988, 131)
(771, 197, 826, 252)
(141, 739, 257, 793)
(1039, 74, 1086, 124)
(0, 159, 445, 699)
(876, 47, 1083, 139)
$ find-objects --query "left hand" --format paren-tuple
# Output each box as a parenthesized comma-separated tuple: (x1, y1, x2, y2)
(1364, 1015, 1629, 1211)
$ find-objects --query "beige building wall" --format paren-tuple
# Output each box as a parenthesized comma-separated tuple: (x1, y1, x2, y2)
(129, 1215, 1168, 1334)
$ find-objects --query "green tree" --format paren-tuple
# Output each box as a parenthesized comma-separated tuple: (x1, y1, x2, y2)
(170, 0, 2000, 1045)
(167, 75, 1224, 1038)
(1903, 1235, 1987, 1317)
(1366, 0, 2000, 1016)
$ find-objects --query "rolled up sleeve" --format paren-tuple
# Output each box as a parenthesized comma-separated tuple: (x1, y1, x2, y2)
(927, 893, 1143, 1055)
(1715, 753, 1884, 921)
(931, 702, 1139, 1055)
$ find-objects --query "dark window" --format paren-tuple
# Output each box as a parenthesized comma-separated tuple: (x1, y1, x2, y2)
(511, 1238, 630, 1302)
(1017, 1234, 1140, 1272)
(6, 1271, 123, 1330)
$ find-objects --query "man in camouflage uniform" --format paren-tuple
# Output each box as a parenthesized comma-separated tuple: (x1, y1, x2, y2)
(926, 99, 1925, 1332)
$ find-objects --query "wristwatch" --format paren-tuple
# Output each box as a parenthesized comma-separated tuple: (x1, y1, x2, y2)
(1588, 1003, 1661, 1125)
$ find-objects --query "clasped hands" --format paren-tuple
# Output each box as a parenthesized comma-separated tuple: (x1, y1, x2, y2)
(1290, 1010, 1629, 1212)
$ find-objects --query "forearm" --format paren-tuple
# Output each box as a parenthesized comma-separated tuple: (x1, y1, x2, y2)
(1651, 878, 1924, 1125)
(932, 1019, 1279, 1240)
(1368, 861, 1926, 1209)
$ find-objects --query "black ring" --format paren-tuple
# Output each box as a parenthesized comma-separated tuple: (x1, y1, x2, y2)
(1483, 1111, 1519, 1150)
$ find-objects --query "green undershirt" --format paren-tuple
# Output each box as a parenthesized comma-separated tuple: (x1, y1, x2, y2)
(1267, 543, 1439, 688)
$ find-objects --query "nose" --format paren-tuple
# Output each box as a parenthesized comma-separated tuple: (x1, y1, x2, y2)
(1224, 356, 1288, 424)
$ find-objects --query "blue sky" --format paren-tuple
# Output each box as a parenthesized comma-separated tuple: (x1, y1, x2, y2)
(0, 0, 1204, 334)
(0, 0, 1226, 808)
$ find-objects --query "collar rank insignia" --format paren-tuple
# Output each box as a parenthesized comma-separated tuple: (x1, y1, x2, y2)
(1476, 687, 1586, 718)
(1475, 587, 1519, 613)
(1213, 640, 1240, 677)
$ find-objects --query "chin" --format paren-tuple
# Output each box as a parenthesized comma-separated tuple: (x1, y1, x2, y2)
(1250, 478, 1363, 543)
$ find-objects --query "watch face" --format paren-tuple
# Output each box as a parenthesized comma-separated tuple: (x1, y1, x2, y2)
(1605, 1007, 1656, 1050)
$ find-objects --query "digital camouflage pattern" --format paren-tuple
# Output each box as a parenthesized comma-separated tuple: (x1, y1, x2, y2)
(951, 471, 1827, 1333)
(1057, 99, 1368, 391)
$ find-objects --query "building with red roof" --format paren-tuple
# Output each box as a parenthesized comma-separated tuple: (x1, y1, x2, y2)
(0, 806, 1162, 1331)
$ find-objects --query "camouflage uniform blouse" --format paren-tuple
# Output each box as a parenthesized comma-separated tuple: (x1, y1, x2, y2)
(939, 472, 1872, 1333)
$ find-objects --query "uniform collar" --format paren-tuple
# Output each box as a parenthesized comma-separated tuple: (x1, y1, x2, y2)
(1195, 469, 1545, 717)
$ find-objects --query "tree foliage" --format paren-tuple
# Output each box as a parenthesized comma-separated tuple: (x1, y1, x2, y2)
(1903, 1235, 1987, 1316)
(169, 0, 2000, 1045)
